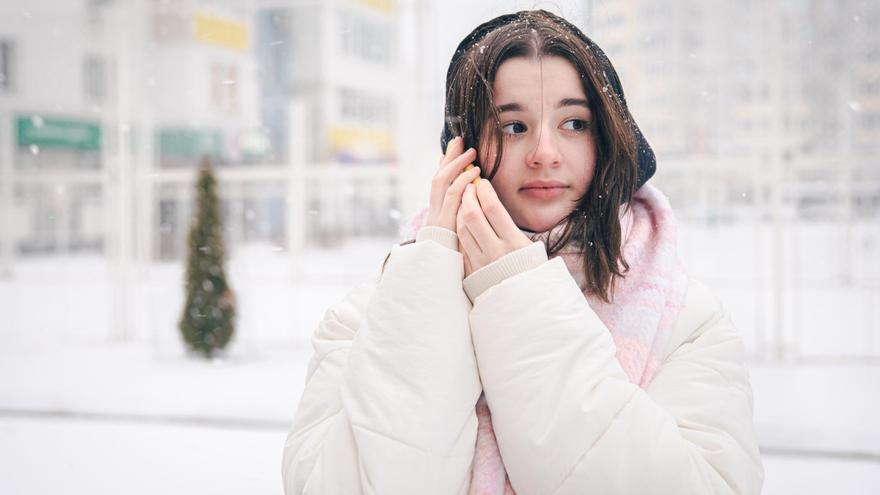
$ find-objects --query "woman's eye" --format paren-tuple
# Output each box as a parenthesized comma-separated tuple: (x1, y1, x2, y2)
(562, 119, 591, 131)
(501, 122, 527, 135)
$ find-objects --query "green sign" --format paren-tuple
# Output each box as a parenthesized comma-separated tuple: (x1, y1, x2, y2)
(16, 115, 102, 150)
(158, 127, 222, 157)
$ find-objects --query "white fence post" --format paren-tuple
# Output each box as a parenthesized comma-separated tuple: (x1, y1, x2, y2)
(0, 109, 13, 279)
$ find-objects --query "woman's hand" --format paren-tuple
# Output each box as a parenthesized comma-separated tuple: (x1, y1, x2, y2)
(457, 180, 533, 277)
(425, 136, 481, 233)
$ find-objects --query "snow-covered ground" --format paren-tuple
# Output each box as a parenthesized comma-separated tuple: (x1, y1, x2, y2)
(1, 227, 879, 494)
(1, 339, 878, 494)
(0, 416, 285, 495)
(1, 418, 878, 495)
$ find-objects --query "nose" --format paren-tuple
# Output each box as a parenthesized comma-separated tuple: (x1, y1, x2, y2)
(526, 124, 562, 169)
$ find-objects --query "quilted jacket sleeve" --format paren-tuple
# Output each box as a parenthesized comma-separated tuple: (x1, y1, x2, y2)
(282, 232, 482, 494)
(466, 255, 764, 495)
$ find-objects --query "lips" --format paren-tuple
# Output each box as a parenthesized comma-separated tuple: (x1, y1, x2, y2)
(520, 179, 568, 191)
(520, 181, 568, 200)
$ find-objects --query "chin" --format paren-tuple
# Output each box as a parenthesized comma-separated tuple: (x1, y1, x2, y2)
(518, 214, 565, 233)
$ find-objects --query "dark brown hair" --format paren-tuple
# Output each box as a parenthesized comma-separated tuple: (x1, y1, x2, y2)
(386, 10, 642, 302)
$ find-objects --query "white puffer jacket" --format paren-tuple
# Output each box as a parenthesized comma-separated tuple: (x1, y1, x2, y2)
(282, 227, 765, 494)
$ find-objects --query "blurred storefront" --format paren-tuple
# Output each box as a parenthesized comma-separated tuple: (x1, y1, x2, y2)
(0, 0, 409, 277)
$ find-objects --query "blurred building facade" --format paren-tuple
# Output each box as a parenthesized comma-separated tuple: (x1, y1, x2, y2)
(0, 0, 265, 266)
(255, 0, 403, 248)
(589, 0, 880, 361)
(0, 0, 407, 278)
(0, 0, 128, 266)
(590, 0, 880, 222)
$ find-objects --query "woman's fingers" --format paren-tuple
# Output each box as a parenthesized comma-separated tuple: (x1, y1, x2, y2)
(430, 147, 477, 219)
(442, 166, 480, 216)
(458, 181, 531, 271)
(441, 135, 464, 167)
(429, 136, 464, 222)
(460, 183, 498, 250)
(438, 147, 477, 183)
(474, 180, 521, 241)
(427, 136, 482, 232)
(456, 203, 482, 260)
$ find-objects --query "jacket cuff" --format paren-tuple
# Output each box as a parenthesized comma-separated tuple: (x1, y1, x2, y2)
(415, 225, 459, 251)
(463, 241, 548, 302)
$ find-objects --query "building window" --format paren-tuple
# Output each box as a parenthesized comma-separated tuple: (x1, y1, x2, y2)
(211, 63, 238, 113)
(861, 113, 880, 130)
(83, 55, 107, 103)
(86, 0, 113, 30)
(339, 88, 393, 125)
(0, 40, 13, 93)
(339, 12, 392, 64)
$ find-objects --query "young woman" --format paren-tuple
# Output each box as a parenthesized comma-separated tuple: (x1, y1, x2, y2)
(283, 10, 764, 495)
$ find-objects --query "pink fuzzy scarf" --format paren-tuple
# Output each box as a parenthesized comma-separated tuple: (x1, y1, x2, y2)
(403, 184, 688, 494)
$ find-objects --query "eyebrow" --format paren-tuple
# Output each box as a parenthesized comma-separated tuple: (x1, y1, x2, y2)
(497, 98, 590, 113)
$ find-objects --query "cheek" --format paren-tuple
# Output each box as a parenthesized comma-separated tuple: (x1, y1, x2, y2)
(568, 141, 597, 188)
(479, 138, 525, 176)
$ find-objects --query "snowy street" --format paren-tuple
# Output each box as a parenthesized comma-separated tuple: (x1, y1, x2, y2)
(2, 414, 879, 495)
(1, 340, 879, 494)
(0, 416, 283, 494)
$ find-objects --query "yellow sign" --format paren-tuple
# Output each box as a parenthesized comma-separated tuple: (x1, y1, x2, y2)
(353, 0, 396, 14)
(328, 126, 394, 159)
(194, 12, 248, 52)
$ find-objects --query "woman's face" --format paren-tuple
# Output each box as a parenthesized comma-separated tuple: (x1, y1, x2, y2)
(480, 55, 596, 233)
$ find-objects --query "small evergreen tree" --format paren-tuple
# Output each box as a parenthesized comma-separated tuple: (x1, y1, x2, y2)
(178, 156, 236, 358)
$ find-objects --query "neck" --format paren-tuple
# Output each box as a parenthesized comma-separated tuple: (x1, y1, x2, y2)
(519, 206, 634, 252)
